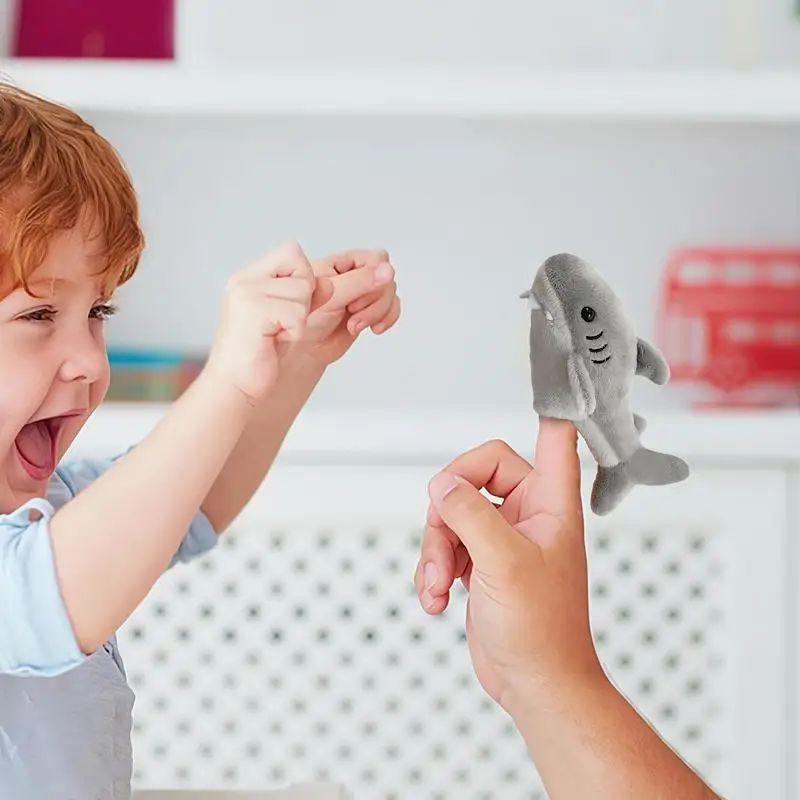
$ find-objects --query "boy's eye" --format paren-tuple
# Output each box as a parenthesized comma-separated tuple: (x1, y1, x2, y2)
(90, 303, 117, 320)
(21, 307, 56, 323)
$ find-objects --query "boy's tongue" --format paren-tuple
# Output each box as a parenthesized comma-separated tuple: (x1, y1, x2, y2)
(15, 420, 55, 477)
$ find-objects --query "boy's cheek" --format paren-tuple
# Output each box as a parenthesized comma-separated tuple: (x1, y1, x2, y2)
(90, 371, 111, 407)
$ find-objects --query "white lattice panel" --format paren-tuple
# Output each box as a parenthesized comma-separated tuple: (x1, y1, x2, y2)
(119, 463, 788, 800)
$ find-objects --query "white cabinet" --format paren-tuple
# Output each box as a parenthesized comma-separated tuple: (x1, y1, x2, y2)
(89, 407, 797, 799)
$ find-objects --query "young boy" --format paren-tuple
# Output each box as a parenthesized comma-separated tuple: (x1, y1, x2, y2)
(0, 81, 399, 799)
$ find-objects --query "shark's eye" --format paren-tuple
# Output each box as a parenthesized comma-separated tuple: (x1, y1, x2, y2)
(580, 306, 596, 323)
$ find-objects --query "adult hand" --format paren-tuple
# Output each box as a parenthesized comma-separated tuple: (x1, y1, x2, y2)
(414, 419, 603, 715)
(415, 421, 722, 800)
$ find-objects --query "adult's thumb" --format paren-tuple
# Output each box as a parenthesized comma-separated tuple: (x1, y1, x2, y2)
(427, 472, 521, 569)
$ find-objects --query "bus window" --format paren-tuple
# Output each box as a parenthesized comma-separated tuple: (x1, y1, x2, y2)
(678, 260, 711, 283)
(770, 262, 800, 284)
(663, 315, 705, 368)
(723, 261, 755, 283)
(771, 322, 800, 342)
(726, 320, 757, 341)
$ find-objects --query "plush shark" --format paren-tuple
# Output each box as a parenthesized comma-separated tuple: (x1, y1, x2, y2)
(520, 253, 689, 515)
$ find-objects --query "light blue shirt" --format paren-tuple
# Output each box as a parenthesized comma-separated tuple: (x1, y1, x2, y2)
(0, 453, 219, 799)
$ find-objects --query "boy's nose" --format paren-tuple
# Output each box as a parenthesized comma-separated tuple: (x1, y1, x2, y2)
(58, 330, 108, 384)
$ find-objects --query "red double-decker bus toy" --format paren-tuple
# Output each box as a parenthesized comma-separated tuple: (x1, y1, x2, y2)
(657, 247, 800, 409)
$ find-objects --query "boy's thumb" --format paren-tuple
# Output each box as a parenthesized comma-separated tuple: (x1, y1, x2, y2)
(427, 473, 520, 569)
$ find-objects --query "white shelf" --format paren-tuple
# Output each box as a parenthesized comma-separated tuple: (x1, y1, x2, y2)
(2, 60, 800, 121)
(66, 402, 800, 464)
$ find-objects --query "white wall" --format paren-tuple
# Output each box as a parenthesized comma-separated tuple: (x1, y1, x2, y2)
(5, 1, 800, 414)
(177, 0, 800, 69)
(94, 112, 800, 413)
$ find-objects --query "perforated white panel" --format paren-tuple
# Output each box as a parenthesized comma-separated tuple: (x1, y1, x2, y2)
(119, 499, 728, 799)
(586, 525, 728, 780)
(122, 523, 542, 799)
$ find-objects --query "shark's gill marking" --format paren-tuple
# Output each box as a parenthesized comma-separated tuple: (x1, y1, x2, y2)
(588, 343, 608, 353)
(591, 354, 612, 364)
(586, 330, 604, 341)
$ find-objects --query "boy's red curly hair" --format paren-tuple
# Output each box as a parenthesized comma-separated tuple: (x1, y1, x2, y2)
(0, 80, 144, 297)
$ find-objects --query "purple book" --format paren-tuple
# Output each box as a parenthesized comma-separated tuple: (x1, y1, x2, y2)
(12, 0, 175, 59)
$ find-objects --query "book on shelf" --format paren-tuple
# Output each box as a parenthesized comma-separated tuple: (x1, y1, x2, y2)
(106, 347, 205, 402)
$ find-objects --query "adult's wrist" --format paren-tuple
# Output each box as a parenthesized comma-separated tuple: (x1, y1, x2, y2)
(501, 660, 612, 734)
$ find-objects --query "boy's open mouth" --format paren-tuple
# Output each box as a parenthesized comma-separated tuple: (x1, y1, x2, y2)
(14, 416, 70, 481)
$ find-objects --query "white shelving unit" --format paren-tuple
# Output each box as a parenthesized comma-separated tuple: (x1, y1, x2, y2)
(67, 402, 800, 464)
(2, 59, 800, 121)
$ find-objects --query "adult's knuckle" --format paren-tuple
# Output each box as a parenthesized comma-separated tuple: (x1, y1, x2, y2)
(481, 438, 514, 459)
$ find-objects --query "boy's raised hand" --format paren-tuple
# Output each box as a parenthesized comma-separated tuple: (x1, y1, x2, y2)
(204, 243, 399, 405)
(205, 242, 317, 405)
(415, 419, 603, 716)
(299, 248, 400, 366)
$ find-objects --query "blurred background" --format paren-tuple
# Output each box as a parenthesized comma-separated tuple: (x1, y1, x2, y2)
(1, 2, 800, 799)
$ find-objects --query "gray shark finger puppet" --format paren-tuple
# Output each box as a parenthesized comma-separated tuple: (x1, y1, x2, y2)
(520, 253, 689, 516)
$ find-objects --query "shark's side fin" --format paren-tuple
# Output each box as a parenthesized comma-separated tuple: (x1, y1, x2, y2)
(635, 338, 670, 385)
(567, 355, 596, 417)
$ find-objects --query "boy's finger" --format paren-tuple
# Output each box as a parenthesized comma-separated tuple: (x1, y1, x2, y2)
(263, 276, 314, 307)
(372, 295, 401, 334)
(316, 249, 391, 276)
(245, 241, 314, 280)
(348, 288, 396, 335)
(326, 262, 395, 309)
(533, 417, 582, 513)
(347, 288, 384, 315)
(308, 276, 334, 312)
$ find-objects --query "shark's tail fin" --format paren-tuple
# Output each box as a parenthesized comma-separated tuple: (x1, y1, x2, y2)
(590, 446, 690, 516)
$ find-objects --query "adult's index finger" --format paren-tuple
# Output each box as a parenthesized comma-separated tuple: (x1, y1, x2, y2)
(533, 416, 582, 512)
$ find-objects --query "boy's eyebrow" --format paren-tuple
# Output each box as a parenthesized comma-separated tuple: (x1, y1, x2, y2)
(27, 276, 67, 287)
(23, 274, 109, 297)
(22, 276, 68, 295)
